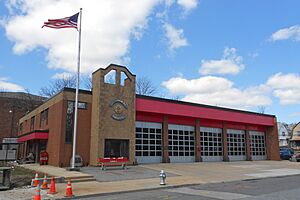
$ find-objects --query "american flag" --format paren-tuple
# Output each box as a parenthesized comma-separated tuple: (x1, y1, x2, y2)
(42, 12, 79, 29)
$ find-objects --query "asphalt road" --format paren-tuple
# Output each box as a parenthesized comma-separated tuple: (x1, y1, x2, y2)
(78, 174, 300, 200)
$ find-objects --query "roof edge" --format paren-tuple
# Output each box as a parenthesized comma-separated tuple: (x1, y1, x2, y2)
(136, 94, 276, 118)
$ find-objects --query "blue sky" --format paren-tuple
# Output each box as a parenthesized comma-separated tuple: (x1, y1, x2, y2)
(0, 0, 299, 123)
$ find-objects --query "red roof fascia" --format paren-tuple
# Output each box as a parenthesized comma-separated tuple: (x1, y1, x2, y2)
(136, 97, 275, 126)
(18, 132, 48, 142)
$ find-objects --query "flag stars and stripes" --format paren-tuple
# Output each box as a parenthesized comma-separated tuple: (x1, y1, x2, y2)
(42, 12, 79, 29)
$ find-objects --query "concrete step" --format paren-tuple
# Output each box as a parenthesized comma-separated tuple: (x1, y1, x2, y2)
(64, 175, 94, 180)
(66, 177, 96, 183)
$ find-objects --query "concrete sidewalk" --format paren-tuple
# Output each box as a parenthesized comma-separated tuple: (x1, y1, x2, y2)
(19, 164, 95, 183)
(2, 161, 300, 200)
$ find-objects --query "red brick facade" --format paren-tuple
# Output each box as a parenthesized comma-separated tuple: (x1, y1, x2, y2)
(17, 64, 280, 167)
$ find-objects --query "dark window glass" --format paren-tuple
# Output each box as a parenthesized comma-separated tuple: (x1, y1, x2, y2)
(136, 145, 141, 150)
(65, 101, 74, 143)
(143, 152, 148, 156)
(104, 139, 129, 158)
(136, 127, 142, 132)
(136, 140, 141, 144)
(150, 128, 155, 133)
(150, 134, 155, 139)
(143, 128, 149, 133)
(30, 116, 35, 131)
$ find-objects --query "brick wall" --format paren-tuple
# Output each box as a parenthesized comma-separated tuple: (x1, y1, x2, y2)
(0, 96, 43, 142)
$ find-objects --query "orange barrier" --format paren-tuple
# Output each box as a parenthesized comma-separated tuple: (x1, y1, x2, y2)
(41, 174, 49, 189)
(33, 184, 41, 200)
(33, 172, 39, 187)
(48, 176, 57, 194)
(65, 179, 74, 198)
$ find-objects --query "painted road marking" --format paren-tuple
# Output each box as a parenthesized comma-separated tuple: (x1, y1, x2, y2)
(166, 187, 252, 200)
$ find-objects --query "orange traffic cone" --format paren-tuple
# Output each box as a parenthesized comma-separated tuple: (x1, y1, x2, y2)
(41, 174, 48, 190)
(33, 172, 39, 187)
(65, 179, 74, 198)
(48, 176, 57, 194)
(33, 184, 41, 200)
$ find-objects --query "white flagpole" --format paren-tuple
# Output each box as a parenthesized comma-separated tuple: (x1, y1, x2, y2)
(71, 8, 82, 169)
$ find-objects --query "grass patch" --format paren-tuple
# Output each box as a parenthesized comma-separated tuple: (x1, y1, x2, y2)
(11, 166, 34, 188)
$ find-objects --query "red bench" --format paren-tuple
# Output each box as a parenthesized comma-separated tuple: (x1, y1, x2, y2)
(97, 157, 129, 170)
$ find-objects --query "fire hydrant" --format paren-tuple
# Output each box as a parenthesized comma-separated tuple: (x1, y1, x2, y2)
(159, 170, 166, 185)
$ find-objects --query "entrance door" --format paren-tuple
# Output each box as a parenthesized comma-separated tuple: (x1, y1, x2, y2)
(250, 131, 266, 160)
(104, 139, 129, 158)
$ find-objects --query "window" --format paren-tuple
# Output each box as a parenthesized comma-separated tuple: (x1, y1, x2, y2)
(68, 101, 87, 109)
(30, 116, 35, 131)
(40, 108, 49, 127)
(120, 71, 131, 86)
(65, 101, 74, 143)
(282, 132, 285, 136)
(297, 131, 300, 136)
(104, 69, 116, 84)
(19, 123, 23, 134)
(105, 139, 129, 158)
(78, 102, 87, 109)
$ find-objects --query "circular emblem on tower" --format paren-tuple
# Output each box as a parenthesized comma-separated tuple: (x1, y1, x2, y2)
(109, 99, 128, 121)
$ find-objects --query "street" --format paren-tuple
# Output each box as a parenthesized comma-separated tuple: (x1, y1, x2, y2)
(80, 174, 300, 200)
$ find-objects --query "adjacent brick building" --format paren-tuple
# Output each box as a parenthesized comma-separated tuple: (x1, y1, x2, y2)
(17, 64, 280, 167)
(0, 92, 45, 142)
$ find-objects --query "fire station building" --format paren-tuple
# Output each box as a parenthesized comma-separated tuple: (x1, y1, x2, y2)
(17, 64, 280, 167)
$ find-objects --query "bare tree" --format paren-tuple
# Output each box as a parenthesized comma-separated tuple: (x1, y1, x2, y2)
(39, 75, 77, 97)
(83, 76, 92, 91)
(136, 76, 157, 96)
(257, 106, 266, 114)
(39, 74, 93, 97)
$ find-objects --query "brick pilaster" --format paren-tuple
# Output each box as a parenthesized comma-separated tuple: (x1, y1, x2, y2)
(245, 125, 252, 161)
(162, 115, 169, 163)
(222, 122, 229, 161)
(265, 118, 280, 161)
(195, 119, 202, 162)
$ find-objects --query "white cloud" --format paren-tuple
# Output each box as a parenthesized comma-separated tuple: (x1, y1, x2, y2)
(270, 25, 300, 41)
(199, 47, 244, 75)
(52, 72, 74, 79)
(163, 23, 188, 51)
(267, 73, 300, 105)
(2, 0, 160, 74)
(165, 0, 175, 7)
(162, 76, 271, 109)
(177, 0, 198, 12)
(0, 77, 24, 92)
